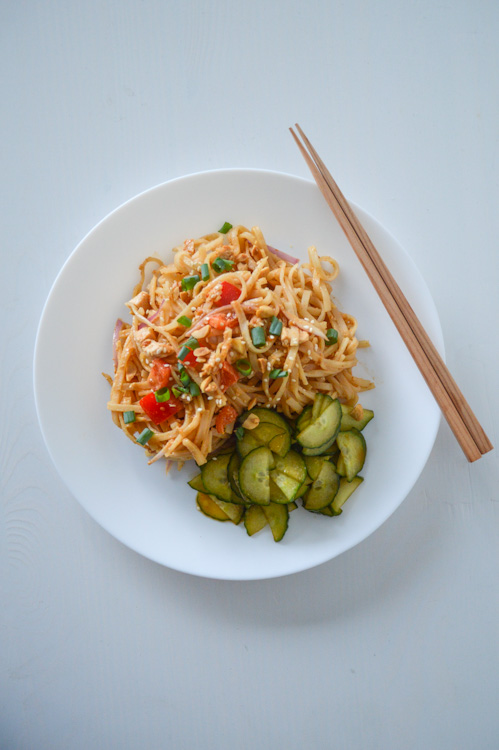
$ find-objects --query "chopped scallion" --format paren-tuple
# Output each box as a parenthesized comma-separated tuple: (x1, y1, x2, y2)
(251, 326, 266, 348)
(235, 359, 252, 377)
(177, 315, 192, 327)
(172, 385, 189, 397)
(155, 387, 170, 402)
(219, 222, 233, 234)
(269, 368, 288, 379)
(179, 365, 191, 385)
(136, 428, 154, 445)
(200, 262, 210, 281)
(189, 381, 200, 396)
(181, 274, 200, 292)
(178, 346, 190, 361)
(326, 328, 338, 344)
(212, 257, 234, 273)
(269, 316, 283, 336)
(235, 426, 245, 440)
(123, 410, 136, 424)
(185, 336, 199, 350)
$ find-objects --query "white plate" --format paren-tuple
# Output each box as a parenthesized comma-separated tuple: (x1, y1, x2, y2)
(34, 169, 444, 580)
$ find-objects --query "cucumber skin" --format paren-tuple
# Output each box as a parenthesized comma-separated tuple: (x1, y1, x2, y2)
(239, 446, 274, 505)
(262, 503, 289, 542)
(296, 399, 342, 450)
(336, 428, 366, 481)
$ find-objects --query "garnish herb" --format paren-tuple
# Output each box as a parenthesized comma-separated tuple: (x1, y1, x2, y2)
(219, 222, 233, 234)
(200, 262, 210, 281)
(136, 428, 154, 445)
(179, 365, 190, 385)
(123, 410, 136, 424)
(155, 387, 171, 402)
(185, 336, 199, 350)
(235, 359, 252, 377)
(212, 257, 234, 273)
(326, 328, 338, 344)
(181, 275, 200, 292)
(177, 315, 192, 327)
(269, 316, 283, 336)
(269, 368, 288, 379)
(235, 426, 245, 440)
(189, 381, 201, 396)
(251, 327, 266, 348)
(172, 385, 189, 397)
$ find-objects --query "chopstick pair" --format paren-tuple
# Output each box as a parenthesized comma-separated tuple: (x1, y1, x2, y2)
(290, 124, 493, 462)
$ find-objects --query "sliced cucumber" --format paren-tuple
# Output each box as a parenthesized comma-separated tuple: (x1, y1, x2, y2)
(331, 476, 363, 514)
(340, 404, 374, 432)
(302, 461, 340, 511)
(301, 434, 337, 456)
(212, 497, 244, 524)
(304, 455, 329, 481)
(296, 405, 312, 432)
(296, 398, 342, 450)
(268, 450, 307, 503)
(237, 420, 291, 459)
(242, 407, 292, 436)
(336, 453, 346, 477)
(201, 453, 233, 501)
(244, 505, 268, 536)
(269, 477, 290, 504)
(188, 473, 205, 492)
(311, 393, 333, 421)
(336, 428, 366, 481)
(196, 492, 230, 521)
(262, 502, 289, 542)
(239, 446, 275, 505)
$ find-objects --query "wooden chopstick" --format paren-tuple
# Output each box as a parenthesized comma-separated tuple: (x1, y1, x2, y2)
(290, 124, 493, 462)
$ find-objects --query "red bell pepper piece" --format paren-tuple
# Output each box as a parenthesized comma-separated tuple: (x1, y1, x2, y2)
(216, 281, 240, 307)
(220, 361, 240, 391)
(148, 360, 171, 391)
(139, 391, 182, 425)
(215, 404, 239, 434)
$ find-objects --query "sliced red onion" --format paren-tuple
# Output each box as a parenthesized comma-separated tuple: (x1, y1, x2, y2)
(113, 319, 125, 368)
(267, 245, 300, 265)
(138, 300, 165, 330)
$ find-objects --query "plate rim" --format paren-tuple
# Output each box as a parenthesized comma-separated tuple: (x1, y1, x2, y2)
(33, 167, 444, 580)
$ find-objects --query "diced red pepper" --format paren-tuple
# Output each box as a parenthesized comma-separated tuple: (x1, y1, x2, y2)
(216, 281, 240, 307)
(215, 404, 239, 434)
(207, 312, 238, 330)
(182, 349, 202, 370)
(139, 391, 182, 425)
(148, 360, 171, 391)
(220, 361, 240, 391)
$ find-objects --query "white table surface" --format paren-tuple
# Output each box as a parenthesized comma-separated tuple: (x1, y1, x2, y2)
(2, 2, 498, 749)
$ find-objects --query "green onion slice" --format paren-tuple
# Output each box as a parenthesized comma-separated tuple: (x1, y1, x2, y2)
(251, 327, 266, 348)
(155, 387, 171, 402)
(123, 410, 136, 424)
(178, 346, 190, 361)
(235, 359, 252, 377)
(200, 263, 210, 281)
(172, 385, 189, 397)
(179, 365, 190, 385)
(137, 428, 154, 445)
(269, 316, 283, 336)
(269, 369, 288, 379)
(235, 426, 245, 440)
(189, 381, 201, 396)
(181, 275, 200, 292)
(212, 257, 234, 273)
(326, 328, 338, 344)
(185, 336, 199, 350)
(177, 315, 192, 327)
(219, 222, 233, 234)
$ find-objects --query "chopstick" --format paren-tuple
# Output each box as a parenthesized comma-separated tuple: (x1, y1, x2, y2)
(290, 124, 493, 462)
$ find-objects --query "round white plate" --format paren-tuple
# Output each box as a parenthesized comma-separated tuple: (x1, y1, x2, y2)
(34, 169, 444, 580)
